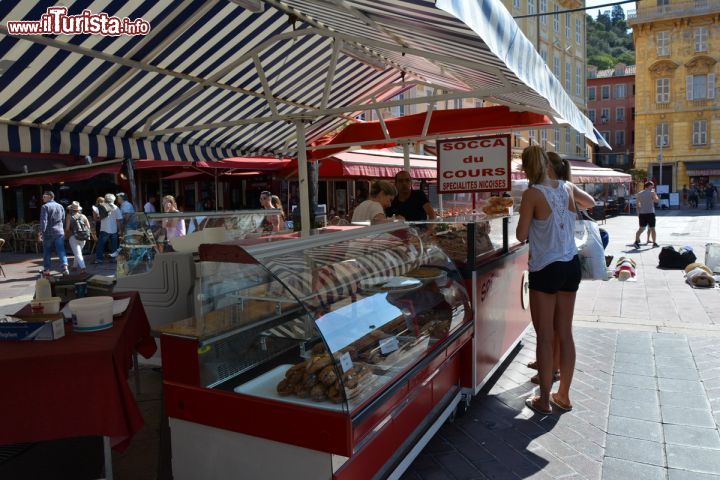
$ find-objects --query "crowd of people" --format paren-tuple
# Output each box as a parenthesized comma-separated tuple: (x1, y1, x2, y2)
(682, 183, 717, 209)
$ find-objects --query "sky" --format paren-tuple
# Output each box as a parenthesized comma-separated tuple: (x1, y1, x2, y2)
(584, 0, 634, 20)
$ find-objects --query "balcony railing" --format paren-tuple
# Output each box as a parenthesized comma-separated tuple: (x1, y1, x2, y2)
(628, 1, 719, 23)
(655, 102, 672, 110)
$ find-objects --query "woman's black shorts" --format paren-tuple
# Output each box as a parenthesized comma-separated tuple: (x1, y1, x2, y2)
(529, 255, 581, 294)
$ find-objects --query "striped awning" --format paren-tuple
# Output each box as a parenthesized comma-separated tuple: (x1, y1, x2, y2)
(0, 1, 603, 163)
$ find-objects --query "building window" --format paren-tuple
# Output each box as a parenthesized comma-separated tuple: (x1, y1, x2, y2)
(540, 45, 547, 63)
(576, 132, 585, 155)
(391, 93, 405, 117)
(656, 123, 669, 147)
(687, 74, 716, 100)
(565, 60, 571, 89)
(601, 131, 610, 143)
(565, 128, 571, 153)
(656, 78, 670, 103)
(615, 131, 625, 146)
(601, 85, 610, 99)
(529, 129, 537, 145)
(615, 84, 626, 98)
(553, 3, 559, 32)
(553, 53, 560, 79)
(656, 31, 670, 56)
(693, 120, 707, 145)
(565, 13, 571, 39)
(513, 0, 521, 9)
(616, 107, 625, 121)
(554, 128, 560, 150)
(694, 27, 708, 52)
(528, 0, 536, 16)
(575, 17, 581, 44)
(541, 129, 548, 148)
(601, 107, 609, 122)
(589, 109, 596, 122)
(576, 64, 582, 96)
(588, 86, 596, 101)
(540, 0, 547, 25)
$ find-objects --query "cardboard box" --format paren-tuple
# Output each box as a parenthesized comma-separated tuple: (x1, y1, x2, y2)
(0, 314, 66, 341)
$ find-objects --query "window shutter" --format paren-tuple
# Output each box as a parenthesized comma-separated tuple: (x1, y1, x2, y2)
(708, 74, 715, 99)
(687, 76, 693, 100)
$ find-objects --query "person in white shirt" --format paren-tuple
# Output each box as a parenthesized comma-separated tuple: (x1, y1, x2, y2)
(144, 195, 157, 214)
(351, 180, 398, 224)
(94, 193, 121, 264)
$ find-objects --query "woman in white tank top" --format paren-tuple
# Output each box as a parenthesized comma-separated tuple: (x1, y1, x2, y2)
(516, 146, 588, 415)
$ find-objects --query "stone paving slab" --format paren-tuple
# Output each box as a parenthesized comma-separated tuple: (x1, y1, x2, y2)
(406, 325, 720, 480)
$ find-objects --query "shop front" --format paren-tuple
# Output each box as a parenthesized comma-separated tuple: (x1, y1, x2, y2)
(685, 161, 720, 189)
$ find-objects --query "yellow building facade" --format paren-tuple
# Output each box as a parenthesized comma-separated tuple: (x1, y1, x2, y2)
(629, 1, 720, 191)
(502, 0, 588, 159)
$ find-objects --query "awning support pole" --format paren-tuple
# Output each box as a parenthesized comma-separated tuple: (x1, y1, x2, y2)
(296, 121, 311, 236)
(126, 158, 138, 205)
(214, 171, 219, 211)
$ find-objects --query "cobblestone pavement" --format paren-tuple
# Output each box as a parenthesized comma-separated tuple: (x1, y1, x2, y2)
(405, 328, 720, 480)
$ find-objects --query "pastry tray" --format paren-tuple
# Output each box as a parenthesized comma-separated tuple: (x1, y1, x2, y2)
(234, 364, 344, 412)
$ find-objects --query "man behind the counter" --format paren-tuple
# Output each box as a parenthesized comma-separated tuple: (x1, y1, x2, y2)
(386, 170, 436, 222)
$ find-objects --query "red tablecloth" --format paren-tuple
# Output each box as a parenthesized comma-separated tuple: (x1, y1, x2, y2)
(0, 291, 156, 452)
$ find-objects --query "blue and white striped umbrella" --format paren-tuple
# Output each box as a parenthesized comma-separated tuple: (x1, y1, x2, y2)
(0, 0, 605, 162)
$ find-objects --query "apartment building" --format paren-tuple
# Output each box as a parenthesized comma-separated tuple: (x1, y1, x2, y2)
(628, 0, 720, 191)
(504, 0, 589, 159)
(587, 63, 636, 170)
(369, 0, 589, 159)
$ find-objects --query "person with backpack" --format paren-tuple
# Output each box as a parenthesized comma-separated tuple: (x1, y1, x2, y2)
(64, 201, 91, 273)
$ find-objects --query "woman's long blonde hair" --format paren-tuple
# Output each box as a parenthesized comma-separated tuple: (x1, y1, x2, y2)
(521, 146, 548, 185)
(162, 195, 179, 212)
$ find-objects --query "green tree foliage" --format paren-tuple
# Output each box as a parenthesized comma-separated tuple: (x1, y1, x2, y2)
(587, 8, 635, 69)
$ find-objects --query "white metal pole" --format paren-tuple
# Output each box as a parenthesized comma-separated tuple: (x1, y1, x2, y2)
(296, 121, 311, 236)
(403, 143, 410, 171)
(658, 133, 664, 187)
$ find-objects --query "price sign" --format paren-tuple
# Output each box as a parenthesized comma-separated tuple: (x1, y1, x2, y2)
(339, 352, 354, 373)
(379, 336, 399, 355)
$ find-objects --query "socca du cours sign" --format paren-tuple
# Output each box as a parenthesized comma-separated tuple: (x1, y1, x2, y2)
(437, 134, 511, 193)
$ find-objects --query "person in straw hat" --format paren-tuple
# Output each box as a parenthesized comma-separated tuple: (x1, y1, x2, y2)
(64, 201, 92, 274)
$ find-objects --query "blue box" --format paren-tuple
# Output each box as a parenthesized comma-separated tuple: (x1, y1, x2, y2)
(0, 315, 65, 341)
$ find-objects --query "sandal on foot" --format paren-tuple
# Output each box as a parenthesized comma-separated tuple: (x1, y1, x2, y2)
(550, 393, 573, 412)
(530, 370, 561, 385)
(527, 360, 538, 370)
(525, 396, 552, 415)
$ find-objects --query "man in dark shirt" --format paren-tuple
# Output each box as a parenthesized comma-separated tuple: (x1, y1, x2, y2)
(39, 190, 69, 275)
(386, 170, 436, 221)
(705, 184, 717, 210)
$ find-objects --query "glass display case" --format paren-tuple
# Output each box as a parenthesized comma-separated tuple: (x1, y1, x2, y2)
(116, 209, 285, 277)
(159, 223, 472, 414)
(409, 213, 521, 273)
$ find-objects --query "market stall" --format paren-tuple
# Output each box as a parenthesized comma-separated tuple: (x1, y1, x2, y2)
(159, 223, 474, 479)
